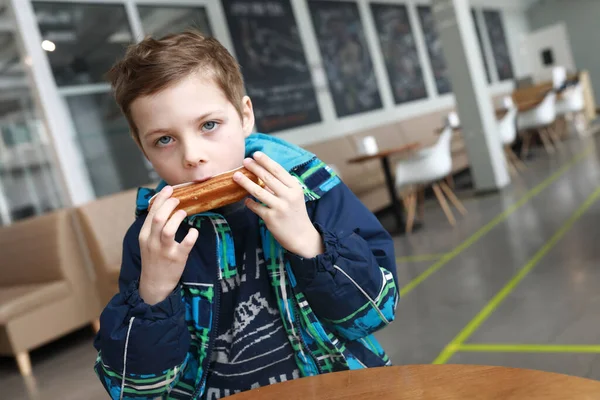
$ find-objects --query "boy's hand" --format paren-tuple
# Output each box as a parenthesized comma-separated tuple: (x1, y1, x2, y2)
(138, 186, 199, 305)
(234, 152, 324, 259)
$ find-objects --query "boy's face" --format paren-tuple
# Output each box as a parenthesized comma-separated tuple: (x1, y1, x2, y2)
(131, 72, 254, 186)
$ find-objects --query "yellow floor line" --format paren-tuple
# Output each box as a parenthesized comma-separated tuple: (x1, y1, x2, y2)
(399, 147, 592, 298)
(396, 254, 446, 263)
(458, 344, 600, 353)
(433, 186, 600, 365)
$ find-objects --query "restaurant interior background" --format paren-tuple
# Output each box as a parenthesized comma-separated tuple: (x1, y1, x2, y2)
(0, 0, 533, 219)
(3, 0, 600, 398)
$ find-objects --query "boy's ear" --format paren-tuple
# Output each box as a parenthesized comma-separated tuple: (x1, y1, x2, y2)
(241, 96, 255, 137)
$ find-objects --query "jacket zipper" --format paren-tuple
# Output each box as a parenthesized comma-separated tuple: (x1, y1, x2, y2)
(191, 225, 222, 400)
(290, 157, 315, 177)
(291, 294, 323, 375)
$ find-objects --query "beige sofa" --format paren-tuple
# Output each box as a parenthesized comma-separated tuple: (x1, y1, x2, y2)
(75, 188, 138, 308)
(0, 209, 100, 376)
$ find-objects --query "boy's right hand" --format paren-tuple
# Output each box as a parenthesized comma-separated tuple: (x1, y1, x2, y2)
(138, 186, 199, 306)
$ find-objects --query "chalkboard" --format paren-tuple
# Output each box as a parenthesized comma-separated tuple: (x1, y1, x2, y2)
(417, 6, 451, 95)
(370, 3, 427, 104)
(309, 1, 382, 117)
(483, 9, 514, 81)
(471, 8, 491, 84)
(222, 0, 321, 133)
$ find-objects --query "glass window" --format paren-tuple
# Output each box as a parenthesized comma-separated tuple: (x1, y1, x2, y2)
(138, 5, 213, 38)
(370, 3, 428, 104)
(0, 32, 64, 225)
(0, 32, 25, 82)
(472, 9, 491, 84)
(417, 5, 451, 95)
(309, 1, 382, 117)
(32, 2, 133, 86)
(483, 9, 514, 81)
(64, 92, 153, 198)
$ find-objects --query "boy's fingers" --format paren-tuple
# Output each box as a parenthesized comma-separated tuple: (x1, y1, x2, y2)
(252, 151, 296, 188)
(161, 209, 187, 244)
(245, 198, 268, 219)
(243, 157, 287, 196)
(141, 186, 173, 238)
(234, 171, 280, 208)
(179, 227, 199, 254)
(149, 186, 174, 215)
(150, 198, 180, 239)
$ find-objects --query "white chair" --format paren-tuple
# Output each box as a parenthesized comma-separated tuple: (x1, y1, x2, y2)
(552, 66, 567, 90)
(556, 83, 586, 136)
(497, 98, 525, 176)
(517, 91, 558, 157)
(446, 111, 460, 129)
(394, 126, 467, 232)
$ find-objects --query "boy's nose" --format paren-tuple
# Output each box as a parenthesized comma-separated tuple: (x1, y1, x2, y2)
(184, 154, 207, 168)
(183, 146, 208, 168)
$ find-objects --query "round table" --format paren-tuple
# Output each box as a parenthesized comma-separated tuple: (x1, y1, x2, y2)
(226, 365, 600, 399)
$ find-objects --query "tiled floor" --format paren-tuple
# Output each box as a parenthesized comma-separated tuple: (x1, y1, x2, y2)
(3, 134, 600, 399)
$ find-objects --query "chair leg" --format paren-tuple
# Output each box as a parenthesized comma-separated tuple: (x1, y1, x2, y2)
(417, 186, 425, 221)
(16, 352, 32, 376)
(406, 192, 417, 233)
(547, 125, 563, 148)
(560, 117, 569, 138)
(503, 148, 517, 177)
(538, 128, 556, 154)
(506, 147, 527, 172)
(432, 183, 456, 226)
(445, 174, 455, 189)
(440, 181, 467, 216)
(521, 133, 532, 158)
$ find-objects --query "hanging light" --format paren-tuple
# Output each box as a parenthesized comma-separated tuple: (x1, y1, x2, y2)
(41, 40, 56, 52)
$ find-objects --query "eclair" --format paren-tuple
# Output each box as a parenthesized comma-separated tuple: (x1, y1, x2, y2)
(149, 166, 264, 216)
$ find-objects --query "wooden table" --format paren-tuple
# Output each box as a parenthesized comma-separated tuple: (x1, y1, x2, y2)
(348, 142, 420, 235)
(227, 365, 600, 400)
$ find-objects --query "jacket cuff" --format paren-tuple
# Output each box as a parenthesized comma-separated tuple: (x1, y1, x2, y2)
(286, 223, 340, 291)
(124, 280, 184, 321)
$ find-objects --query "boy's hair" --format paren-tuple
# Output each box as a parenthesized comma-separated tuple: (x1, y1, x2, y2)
(107, 30, 245, 146)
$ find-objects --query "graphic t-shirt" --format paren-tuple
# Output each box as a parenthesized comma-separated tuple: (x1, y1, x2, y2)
(203, 202, 299, 400)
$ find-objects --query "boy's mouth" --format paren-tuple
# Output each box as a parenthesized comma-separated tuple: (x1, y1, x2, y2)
(192, 176, 213, 184)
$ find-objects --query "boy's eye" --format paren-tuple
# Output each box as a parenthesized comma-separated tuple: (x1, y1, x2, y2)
(156, 136, 173, 146)
(202, 121, 219, 132)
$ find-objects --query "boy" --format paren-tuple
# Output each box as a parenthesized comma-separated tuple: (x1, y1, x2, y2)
(94, 30, 398, 400)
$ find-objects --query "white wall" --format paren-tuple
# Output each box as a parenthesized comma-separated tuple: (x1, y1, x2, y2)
(270, 0, 531, 147)
(503, 8, 532, 79)
(528, 0, 600, 104)
(524, 22, 575, 83)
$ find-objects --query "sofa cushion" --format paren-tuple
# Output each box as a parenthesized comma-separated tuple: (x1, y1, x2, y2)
(304, 136, 374, 193)
(0, 282, 70, 324)
(0, 212, 67, 286)
(76, 189, 138, 279)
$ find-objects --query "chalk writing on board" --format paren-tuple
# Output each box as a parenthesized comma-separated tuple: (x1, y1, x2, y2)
(309, 1, 382, 117)
(371, 3, 427, 104)
(223, 0, 321, 133)
(417, 5, 451, 95)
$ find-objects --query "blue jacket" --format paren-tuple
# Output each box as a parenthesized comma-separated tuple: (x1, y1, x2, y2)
(94, 134, 398, 399)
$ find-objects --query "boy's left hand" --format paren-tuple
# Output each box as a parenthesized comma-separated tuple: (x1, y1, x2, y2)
(234, 151, 324, 259)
